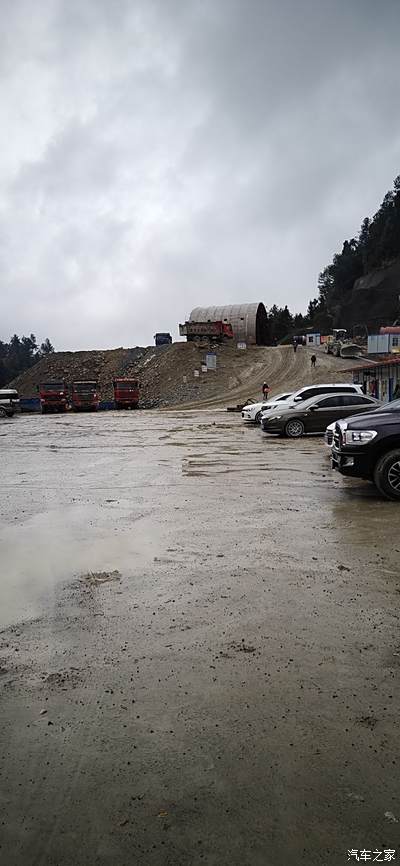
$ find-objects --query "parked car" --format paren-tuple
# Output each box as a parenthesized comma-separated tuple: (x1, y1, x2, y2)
(0, 388, 20, 417)
(332, 398, 400, 500)
(260, 382, 365, 424)
(262, 393, 381, 438)
(324, 397, 398, 447)
(241, 392, 292, 423)
(324, 422, 336, 448)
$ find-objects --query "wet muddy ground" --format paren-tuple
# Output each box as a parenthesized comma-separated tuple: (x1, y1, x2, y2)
(0, 411, 399, 865)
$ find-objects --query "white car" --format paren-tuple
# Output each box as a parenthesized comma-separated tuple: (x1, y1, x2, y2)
(0, 389, 20, 418)
(260, 382, 366, 423)
(324, 422, 336, 448)
(241, 393, 293, 423)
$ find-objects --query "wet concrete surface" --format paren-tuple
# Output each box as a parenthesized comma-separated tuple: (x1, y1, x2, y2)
(0, 411, 399, 865)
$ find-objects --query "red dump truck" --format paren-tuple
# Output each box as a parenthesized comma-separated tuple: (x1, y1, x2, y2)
(38, 380, 69, 413)
(113, 378, 140, 409)
(70, 381, 99, 411)
(179, 321, 234, 342)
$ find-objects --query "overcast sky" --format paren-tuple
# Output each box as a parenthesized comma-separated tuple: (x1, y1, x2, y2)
(1, 0, 400, 350)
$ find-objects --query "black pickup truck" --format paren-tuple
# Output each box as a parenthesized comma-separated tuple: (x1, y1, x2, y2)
(332, 398, 400, 500)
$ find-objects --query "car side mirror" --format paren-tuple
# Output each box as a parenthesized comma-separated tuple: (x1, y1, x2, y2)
(309, 406, 317, 411)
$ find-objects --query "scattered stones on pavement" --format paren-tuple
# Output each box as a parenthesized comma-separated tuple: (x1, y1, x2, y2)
(81, 570, 121, 585)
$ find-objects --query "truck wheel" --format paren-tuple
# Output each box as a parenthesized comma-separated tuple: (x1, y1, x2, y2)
(374, 449, 400, 500)
(284, 419, 305, 438)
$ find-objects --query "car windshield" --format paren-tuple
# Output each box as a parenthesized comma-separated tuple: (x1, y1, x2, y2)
(364, 397, 400, 412)
(382, 398, 400, 410)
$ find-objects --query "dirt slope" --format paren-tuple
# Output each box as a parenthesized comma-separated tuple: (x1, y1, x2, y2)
(9, 347, 146, 402)
(9, 342, 360, 407)
(176, 343, 361, 408)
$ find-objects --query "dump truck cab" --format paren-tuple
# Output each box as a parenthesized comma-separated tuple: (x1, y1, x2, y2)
(113, 378, 140, 409)
(38, 380, 69, 413)
(71, 381, 99, 411)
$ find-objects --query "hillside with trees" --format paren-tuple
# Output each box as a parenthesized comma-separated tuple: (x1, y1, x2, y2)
(267, 174, 400, 340)
(0, 334, 54, 387)
(309, 174, 400, 333)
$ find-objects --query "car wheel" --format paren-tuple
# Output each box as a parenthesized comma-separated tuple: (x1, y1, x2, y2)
(284, 419, 305, 438)
(255, 411, 262, 424)
(0, 406, 7, 418)
(373, 449, 400, 500)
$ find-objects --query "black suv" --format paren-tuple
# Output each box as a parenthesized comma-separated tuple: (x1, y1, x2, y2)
(332, 398, 400, 500)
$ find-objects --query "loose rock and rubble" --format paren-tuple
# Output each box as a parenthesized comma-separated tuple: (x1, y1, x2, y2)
(10, 342, 361, 409)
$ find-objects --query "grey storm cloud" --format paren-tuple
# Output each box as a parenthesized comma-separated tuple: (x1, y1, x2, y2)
(1, 0, 400, 349)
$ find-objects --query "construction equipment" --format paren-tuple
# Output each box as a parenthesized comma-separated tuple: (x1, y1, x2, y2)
(38, 380, 69, 413)
(179, 321, 234, 342)
(70, 381, 99, 411)
(113, 378, 140, 409)
(324, 329, 363, 359)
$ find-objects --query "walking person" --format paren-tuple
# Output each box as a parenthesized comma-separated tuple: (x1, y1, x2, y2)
(311, 354, 317, 368)
(293, 339, 297, 354)
(262, 382, 270, 400)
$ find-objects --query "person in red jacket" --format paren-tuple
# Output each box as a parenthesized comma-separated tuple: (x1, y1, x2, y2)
(262, 383, 270, 399)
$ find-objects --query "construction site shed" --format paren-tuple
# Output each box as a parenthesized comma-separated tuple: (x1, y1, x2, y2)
(189, 303, 269, 345)
(345, 357, 400, 402)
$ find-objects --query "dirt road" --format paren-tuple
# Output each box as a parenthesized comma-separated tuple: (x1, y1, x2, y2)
(177, 344, 361, 408)
(1, 412, 399, 866)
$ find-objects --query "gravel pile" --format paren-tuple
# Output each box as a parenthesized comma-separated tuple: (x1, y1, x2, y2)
(8, 342, 241, 407)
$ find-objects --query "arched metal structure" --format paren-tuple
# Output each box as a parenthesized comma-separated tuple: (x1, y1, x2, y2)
(189, 303, 269, 345)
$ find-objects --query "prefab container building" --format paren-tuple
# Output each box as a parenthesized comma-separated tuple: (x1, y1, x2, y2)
(368, 334, 400, 354)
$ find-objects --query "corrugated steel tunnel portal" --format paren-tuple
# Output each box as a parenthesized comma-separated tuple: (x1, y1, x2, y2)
(189, 303, 269, 345)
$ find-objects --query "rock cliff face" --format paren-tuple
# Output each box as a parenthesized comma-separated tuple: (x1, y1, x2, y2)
(335, 260, 400, 330)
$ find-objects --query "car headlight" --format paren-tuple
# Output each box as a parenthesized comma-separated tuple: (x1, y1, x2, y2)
(343, 430, 378, 445)
(269, 415, 282, 421)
